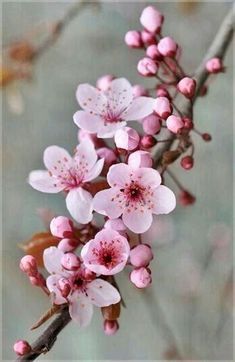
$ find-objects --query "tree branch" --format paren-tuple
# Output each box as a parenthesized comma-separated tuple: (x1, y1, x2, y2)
(15, 5, 234, 361)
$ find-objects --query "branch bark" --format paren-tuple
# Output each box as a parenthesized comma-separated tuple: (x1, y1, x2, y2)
(15, 5, 234, 361)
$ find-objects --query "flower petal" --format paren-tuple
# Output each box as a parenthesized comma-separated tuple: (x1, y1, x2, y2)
(97, 121, 127, 138)
(69, 291, 93, 327)
(43, 247, 64, 274)
(87, 279, 121, 307)
(28, 170, 63, 193)
(133, 167, 162, 188)
(43, 146, 72, 176)
(152, 185, 176, 215)
(73, 110, 104, 134)
(122, 209, 153, 233)
(83, 158, 104, 182)
(75, 139, 97, 170)
(122, 97, 155, 121)
(107, 163, 131, 187)
(46, 275, 67, 305)
(107, 78, 133, 114)
(66, 187, 93, 224)
(93, 188, 123, 219)
(76, 83, 107, 113)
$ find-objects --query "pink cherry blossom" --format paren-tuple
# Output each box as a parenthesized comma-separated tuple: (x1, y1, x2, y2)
(73, 78, 155, 138)
(81, 228, 130, 275)
(43, 247, 121, 327)
(28, 140, 104, 224)
(93, 163, 176, 233)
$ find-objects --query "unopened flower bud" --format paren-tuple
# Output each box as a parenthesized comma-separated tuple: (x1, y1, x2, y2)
(146, 44, 163, 61)
(157, 36, 178, 57)
(50, 216, 74, 238)
(141, 30, 156, 46)
(13, 340, 31, 356)
(137, 57, 158, 76)
(166, 115, 184, 134)
(202, 133, 212, 142)
(183, 117, 194, 130)
(58, 238, 79, 252)
(128, 150, 153, 169)
(114, 127, 140, 151)
(177, 77, 196, 99)
(140, 6, 164, 33)
(104, 218, 126, 233)
(103, 320, 119, 336)
(130, 267, 152, 288)
(206, 57, 223, 74)
(83, 268, 96, 281)
(178, 190, 196, 206)
(142, 114, 161, 135)
(124, 30, 143, 48)
(132, 84, 149, 98)
(96, 74, 114, 91)
(96, 147, 117, 168)
(58, 277, 72, 298)
(156, 87, 170, 99)
(154, 97, 172, 119)
(140, 135, 157, 149)
(130, 244, 153, 267)
(61, 253, 81, 271)
(20, 255, 38, 277)
(180, 156, 194, 170)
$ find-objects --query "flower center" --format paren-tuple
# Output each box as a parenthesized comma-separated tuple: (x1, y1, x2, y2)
(92, 240, 122, 270)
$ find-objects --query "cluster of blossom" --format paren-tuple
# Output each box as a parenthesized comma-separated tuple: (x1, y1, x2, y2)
(15, 4, 225, 356)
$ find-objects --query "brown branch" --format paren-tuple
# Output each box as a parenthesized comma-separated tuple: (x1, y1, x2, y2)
(15, 5, 234, 361)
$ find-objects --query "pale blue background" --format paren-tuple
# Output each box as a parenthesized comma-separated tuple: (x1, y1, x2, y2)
(2, 1, 233, 360)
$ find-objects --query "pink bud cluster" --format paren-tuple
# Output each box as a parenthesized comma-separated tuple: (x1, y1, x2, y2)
(129, 244, 153, 288)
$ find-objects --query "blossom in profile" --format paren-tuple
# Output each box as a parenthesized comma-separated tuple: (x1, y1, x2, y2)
(93, 163, 176, 233)
(43, 247, 120, 327)
(28, 140, 104, 224)
(81, 228, 130, 275)
(73, 77, 155, 138)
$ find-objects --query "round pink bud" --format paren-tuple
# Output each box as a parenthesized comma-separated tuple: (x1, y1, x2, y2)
(156, 87, 170, 99)
(142, 114, 161, 135)
(128, 150, 153, 169)
(183, 117, 194, 130)
(180, 156, 194, 170)
(157, 36, 178, 57)
(13, 340, 31, 356)
(130, 267, 152, 288)
(124, 30, 143, 48)
(130, 244, 153, 267)
(177, 77, 196, 99)
(61, 253, 81, 271)
(140, 135, 157, 149)
(50, 216, 74, 238)
(146, 44, 163, 61)
(141, 30, 156, 46)
(137, 57, 158, 77)
(103, 320, 119, 336)
(58, 277, 72, 298)
(96, 147, 117, 168)
(96, 74, 114, 91)
(140, 6, 164, 33)
(114, 127, 140, 151)
(20, 255, 38, 277)
(154, 97, 172, 120)
(205, 57, 223, 74)
(132, 84, 149, 98)
(58, 238, 79, 253)
(104, 218, 126, 233)
(166, 115, 184, 134)
(202, 133, 212, 142)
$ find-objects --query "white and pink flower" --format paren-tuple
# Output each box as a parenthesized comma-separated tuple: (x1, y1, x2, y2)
(81, 228, 130, 275)
(93, 163, 176, 233)
(43, 247, 121, 327)
(73, 78, 155, 138)
(28, 140, 104, 224)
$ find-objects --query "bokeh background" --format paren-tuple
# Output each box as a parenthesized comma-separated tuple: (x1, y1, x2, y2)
(2, 1, 233, 361)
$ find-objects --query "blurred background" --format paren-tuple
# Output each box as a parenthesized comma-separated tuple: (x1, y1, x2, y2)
(2, 1, 233, 361)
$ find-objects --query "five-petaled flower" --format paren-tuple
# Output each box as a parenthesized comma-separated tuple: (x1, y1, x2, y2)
(81, 228, 130, 275)
(93, 163, 176, 233)
(73, 77, 155, 138)
(43, 247, 121, 327)
(28, 140, 104, 224)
